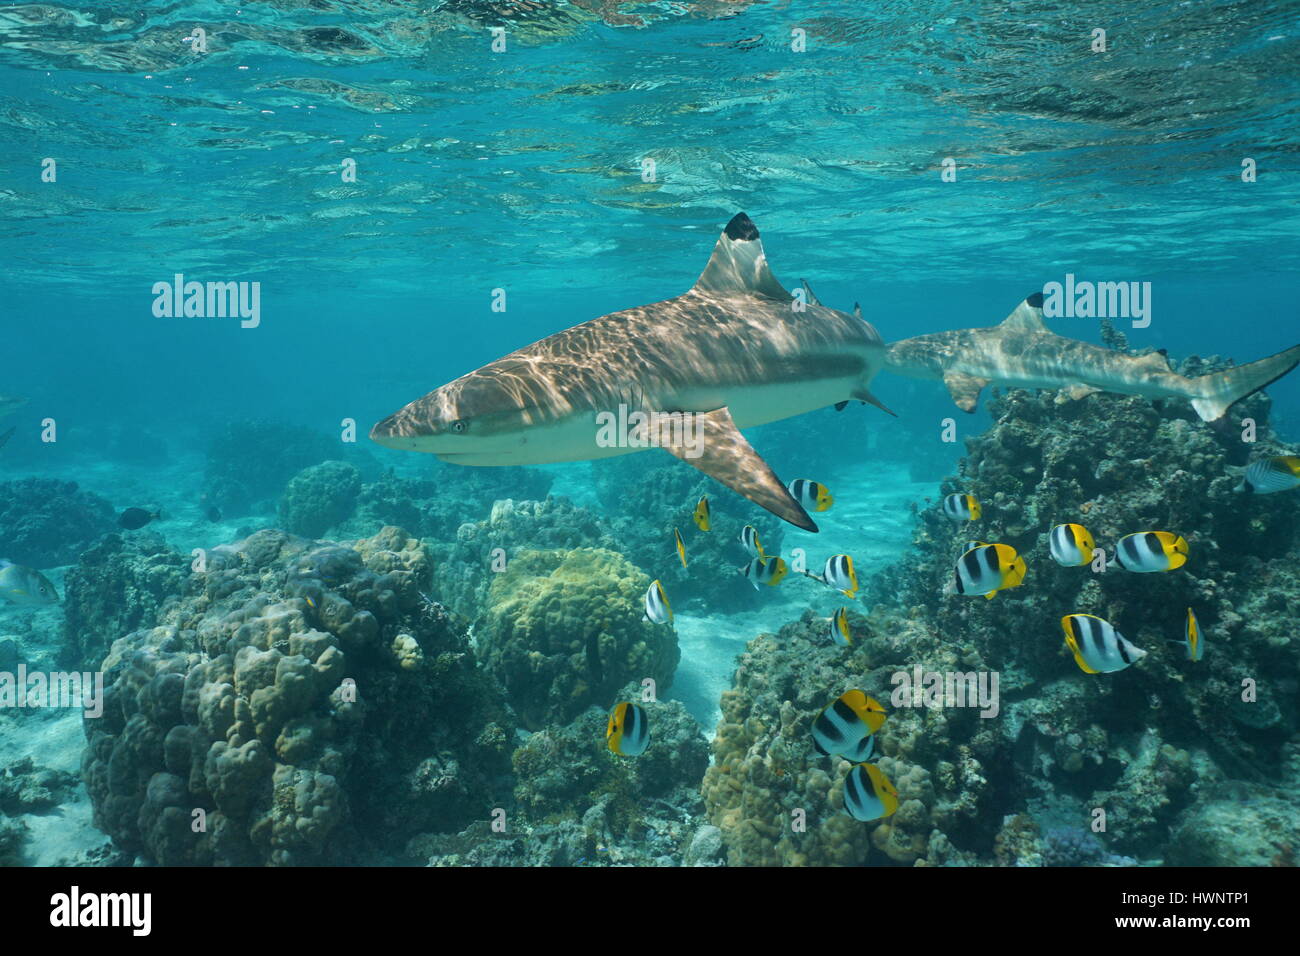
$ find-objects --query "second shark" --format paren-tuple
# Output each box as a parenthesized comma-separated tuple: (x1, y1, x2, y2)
(884, 293, 1300, 422)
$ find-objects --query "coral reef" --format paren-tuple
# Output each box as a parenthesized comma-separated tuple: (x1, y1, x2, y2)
(0, 757, 80, 868)
(409, 685, 709, 866)
(61, 532, 189, 670)
(426, 497, 617, 621)
(590, 454, 785, 613)
(0, 758, 79, 816)
(0, 816, 27, 866)
(475, 547, 680, 730)
(201, 421, 365, 517)
(80, 526, 514, 865)
(344, 463, 554, 543)
(702, 610, 995, 866)
(864, 371, 1300, 779)
(278, 460, 362, 537)
(1038, 826, 1138, 867)
(0, 478, 115, 568)
(707, 366, 1300, 865)
(1165, 742, 1300, 866)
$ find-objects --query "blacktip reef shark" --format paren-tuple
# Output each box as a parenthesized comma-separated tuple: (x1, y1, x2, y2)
(370, 213, 891, 531)
(884, 293, 1300, 423)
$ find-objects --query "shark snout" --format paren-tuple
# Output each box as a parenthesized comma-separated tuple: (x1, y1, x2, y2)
(368, 409, 443, 450)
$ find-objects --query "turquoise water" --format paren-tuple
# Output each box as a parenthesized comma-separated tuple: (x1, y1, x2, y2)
(1, 1, 1299, 868)
(4, 1, 1298, 430)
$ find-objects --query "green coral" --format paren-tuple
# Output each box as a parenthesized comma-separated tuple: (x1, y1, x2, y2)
(476, 547, 679, 729)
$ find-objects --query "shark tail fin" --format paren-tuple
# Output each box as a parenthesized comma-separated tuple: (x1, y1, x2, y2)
(1189, 345, 1300, 422)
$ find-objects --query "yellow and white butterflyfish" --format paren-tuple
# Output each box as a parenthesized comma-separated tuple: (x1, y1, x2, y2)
(947, 543, 1026, 599)
(942, 493, 981, 522)
(1237, 456, 1300, 494)
(828, 607, 852, 646)
(606, 701, 650, 757)
(674, 527, 687, 568)
(812, 690, 887, 760)
(843, 763, 899, 822)
(693, 495, 711, 531)
(644, 579, 672, 624)
(1061, 613, 1147, 674)
(788, 478, 834, 513)
(1174, 607, 1205, 662)
(739, 524, 766, 559)
(740, 556, 787, 590)
(820, 553, 858, 598)
(1113, 531, 1188, 573)
(1049, 523, 1095, 567)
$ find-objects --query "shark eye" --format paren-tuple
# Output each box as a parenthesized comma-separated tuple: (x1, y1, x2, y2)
(451, 419, 469, 434)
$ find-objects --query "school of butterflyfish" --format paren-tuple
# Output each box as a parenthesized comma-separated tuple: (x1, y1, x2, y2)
(611, 458, 1293, 820)
(941, 491, 1203, 671)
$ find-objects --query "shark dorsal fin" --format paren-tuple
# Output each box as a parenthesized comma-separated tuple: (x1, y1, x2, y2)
(998, 292, 1047, 332)
(692, 213, 793, 301)
(1134, 349, 1170, 370)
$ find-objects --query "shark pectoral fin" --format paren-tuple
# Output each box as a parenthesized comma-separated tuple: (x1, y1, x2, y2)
(661, 406, 817, 532)
(1057, 384, 1102, 403)
(851, 387, 897, 417)
(941, 371, 989, 412)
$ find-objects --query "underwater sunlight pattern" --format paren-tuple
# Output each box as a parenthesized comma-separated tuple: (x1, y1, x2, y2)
(1, 0, 1299, 881)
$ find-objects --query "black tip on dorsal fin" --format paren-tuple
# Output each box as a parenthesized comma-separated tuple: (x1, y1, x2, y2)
(724, 212, 759, 241)
(853, 302, 862, 319)
(1026, 291, 1044, 309)
(694, 212, 790, 300)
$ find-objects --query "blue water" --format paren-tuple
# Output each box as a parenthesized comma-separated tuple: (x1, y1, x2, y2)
(1, 0, 1298, 868)
(3, 1, 1298, 437)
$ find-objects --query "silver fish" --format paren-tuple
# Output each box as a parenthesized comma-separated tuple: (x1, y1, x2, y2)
(0, 560, 59, 606)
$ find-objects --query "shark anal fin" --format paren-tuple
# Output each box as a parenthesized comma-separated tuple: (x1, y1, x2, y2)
(942, 371, 988, 413)
(660, 406, 817, 532)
